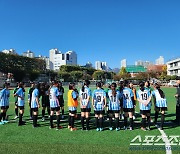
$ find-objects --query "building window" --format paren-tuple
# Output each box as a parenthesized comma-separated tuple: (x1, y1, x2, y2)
(170, 63, 173, 68)
(174, 62, 178, 67)
(175, 70, 178, 74)
(62, 54, 64, 60)
(66, 54, 69, 60)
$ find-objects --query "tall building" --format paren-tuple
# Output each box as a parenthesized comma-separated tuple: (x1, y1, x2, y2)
(49, 48, 77, 71)
(121, 59, 127, 68)
(22, 50, 35, 58)
(167, 57, 180, 76)
(135, 60, 153, 68)
(85, 62, 93, 68)
(156, 56, 164, 65)
(2, 48, 17, 55)
(95, 61, 108, 71)
(37, 55, 51, 70)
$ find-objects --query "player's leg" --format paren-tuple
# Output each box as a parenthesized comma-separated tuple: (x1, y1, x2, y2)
(124, 111, 128, 130)
(115, 111, 120, 131)
(154, 107, 159, 125)
(160, 109, 165, 130)
(49, 108, 54, 129)
(147, 111, 151, 130)
(95, 112, 99, 131)
(68, 111, 72, 129)
(81, 109, 85, 130)
(85, 109, 90, 130)
(33, 108, 39, 127)
(99, 112, 104, 131)
(18, 107, 24, 126)
(14, 104, 18, 119)
(108, 111, 113, 130)
(129, 111, 134, 130)
(70, 110, 77, 131)
(0, 108, 5, 124)
(56, 107, 62, 130)
(141, 112, 147, 131)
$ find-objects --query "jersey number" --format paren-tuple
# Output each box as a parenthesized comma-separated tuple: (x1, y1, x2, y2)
(110, 96, 116, 102)
(82, 93, 88, 99)
(141, 93, 148, 100)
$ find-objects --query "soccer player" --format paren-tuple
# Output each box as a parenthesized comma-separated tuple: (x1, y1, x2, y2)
(129, 81, 137, 120)
(108, 83, 121, 131)
(122, 80, 135, 130)
(28, 82, 35, 120)
(152, 83, 167, 130)
(68, 82, 79, 131)
(117, 80, 124, 120)
(13, 82, 19, 119)
(0, 82, 10, 125)
(14, 82, 26, 126)
(31, 83, 41, 128)
(145, 81, 153, 93)
(49, 81, 63, 130)
(58, 82, 65, 119)
(79, 80, 91, 130)
(92, 82, 106, 131)
(136, 82, 152, 131)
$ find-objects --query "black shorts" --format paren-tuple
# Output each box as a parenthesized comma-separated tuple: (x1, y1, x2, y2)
(140, 110, 151, 115)
(18, 106, 24, 110)
(155, 106, 167, 111)
(123, 108, 134, 112)
(109, 110, 120, 114)
(32, 108, 38, 112)
(81, 108, 91, 112)
(94, 110, 105, 115)
(51, 107, 60, 112)
(58, 99, 64, 107)
(69, 110, 77, 114)
(1, 106, 9, 110)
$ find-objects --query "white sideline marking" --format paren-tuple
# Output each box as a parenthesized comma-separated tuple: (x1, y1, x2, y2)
(157, 127, 172, 154)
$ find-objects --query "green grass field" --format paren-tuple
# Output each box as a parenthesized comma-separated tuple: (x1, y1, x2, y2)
(0, 86, 180, 154)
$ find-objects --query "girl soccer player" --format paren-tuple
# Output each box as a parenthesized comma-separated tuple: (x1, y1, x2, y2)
(49, 81, 62, 130)
(152, 83, 167, 130)
(92, 82, 106, 131)
(13, 82, 19, 119)
(108, 83, 121, 131)
(136, 82, 152, 131)
(28, 82, 35, 120)
(122, 80, 135, 130)
(68, 82, 78, 131)
(14, 82, 25, 126)
(79, 80, 91, 130)
(58, 82, 65, 119)
(31, 83, 41, 128)
(0, 82, 10, 125)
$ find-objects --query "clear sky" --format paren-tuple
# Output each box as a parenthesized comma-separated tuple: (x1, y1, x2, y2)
(0, 0, 180, 68)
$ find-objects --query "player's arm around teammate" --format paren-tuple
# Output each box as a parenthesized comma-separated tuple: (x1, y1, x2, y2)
(79, 80, 91, 131)
(68, 82, 78, 131)
(137, 82, 152, 131)
(92, 82, 106, 131)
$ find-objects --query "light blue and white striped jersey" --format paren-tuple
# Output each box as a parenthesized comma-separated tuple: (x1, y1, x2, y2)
(92, 89, 106, 111)
(122, 87, 134, 109)
(31, 88, 39, 108)
(50, 86, 60, 108)
(15, 88, 25, 106)
(0, 88, 10, 107)
(108, 90, 121, 111)
(137, 89, 151, 110)
(152, 90, 167, 108)
(79, 86, 91, 108)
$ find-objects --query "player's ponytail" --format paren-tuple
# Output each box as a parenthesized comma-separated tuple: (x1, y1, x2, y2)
(82, 80, 90, 92)
(155, 83, 165, 98)
(139, 81, 145, 91)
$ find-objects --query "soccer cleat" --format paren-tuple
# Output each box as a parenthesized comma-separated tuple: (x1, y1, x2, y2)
(14, 116, 18, 119)
(56, 126, 63, 130)
(70, 127, 77, 131)
(2, 120, 9, 124)
(99, 128, 103, 131)
(116, 127, 120, 131)
(109, 127, 113, 131)
(96, 128, 100, 131)
(0, 121, 4, 125)
(123, 126, 128, 130)
(141, 127, 147, 131)
(147, 127, 151, 131)
(81, 127, 85, 131)
(160, 127, 163, 130)
(129, 127, 133, 131)
(68, 125, 71, 129)
(41, 117, 45, 122)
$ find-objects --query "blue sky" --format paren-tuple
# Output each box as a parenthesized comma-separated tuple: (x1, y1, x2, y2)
(0, 0, 180, 68)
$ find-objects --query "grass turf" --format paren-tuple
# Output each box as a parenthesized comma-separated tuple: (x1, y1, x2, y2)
(0, 86, 179, 154)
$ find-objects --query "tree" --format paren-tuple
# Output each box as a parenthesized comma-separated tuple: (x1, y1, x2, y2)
(119, 67, 131, 79)
(92, 71, 105, 80)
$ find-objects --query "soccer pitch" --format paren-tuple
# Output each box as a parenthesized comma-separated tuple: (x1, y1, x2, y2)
(0, 86, 179, 154)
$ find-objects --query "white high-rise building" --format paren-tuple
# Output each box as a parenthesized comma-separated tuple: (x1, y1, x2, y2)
(167, 57, 180, 76)
(2, 49, 17, 55)
(95, 61, 108, 71)
(121, 59, 127, 68)
(37, 55, 51, 70)
(156, 56, 164, 65)
(22, 50, 35, 58)
(135, 60, 153, 68)
(49, 48, 77, 71)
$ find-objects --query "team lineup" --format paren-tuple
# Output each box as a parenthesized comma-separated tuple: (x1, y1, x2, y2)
(0, 80, 167, 131)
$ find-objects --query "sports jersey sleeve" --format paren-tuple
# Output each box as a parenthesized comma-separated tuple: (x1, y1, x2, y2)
(130, 89, 134, 97)
(56, 88, 59, 97)
(35, 90, 39, 97)
(136, 91, 140, 99)
(152, 91, 155, 96)
(88, 89, 91, 96)
(72, 91, 77, 99)
(15, 88, 21, 96)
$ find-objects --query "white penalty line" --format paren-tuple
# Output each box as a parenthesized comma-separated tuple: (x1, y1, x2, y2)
(157, 127, 172, 154)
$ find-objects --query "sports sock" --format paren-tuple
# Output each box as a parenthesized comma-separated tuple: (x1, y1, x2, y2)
(81, 116, 85, 129)
(57, 115, 60, 127)
(68, 115, 71, 126)
(95, 117, 99, 128)
(142, 118, 146, 128)
(109, 117, 112, 127)
(15, 108, 18, 116)
(130, 118, 134, 128)
(155, 112, 158, 124)
(50, 116, 53, 127)
(147, 116, 151, 127)
(115, 118, 119, 128)
(124, 117, 127, 127)
(62, 109, 64, 115)
(99, 118, 103, 128)
(86, 117, 90, 129)
(42, 109, 45, 118)
(71, 116, 75, 128)
(161, 114, 165, 128)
